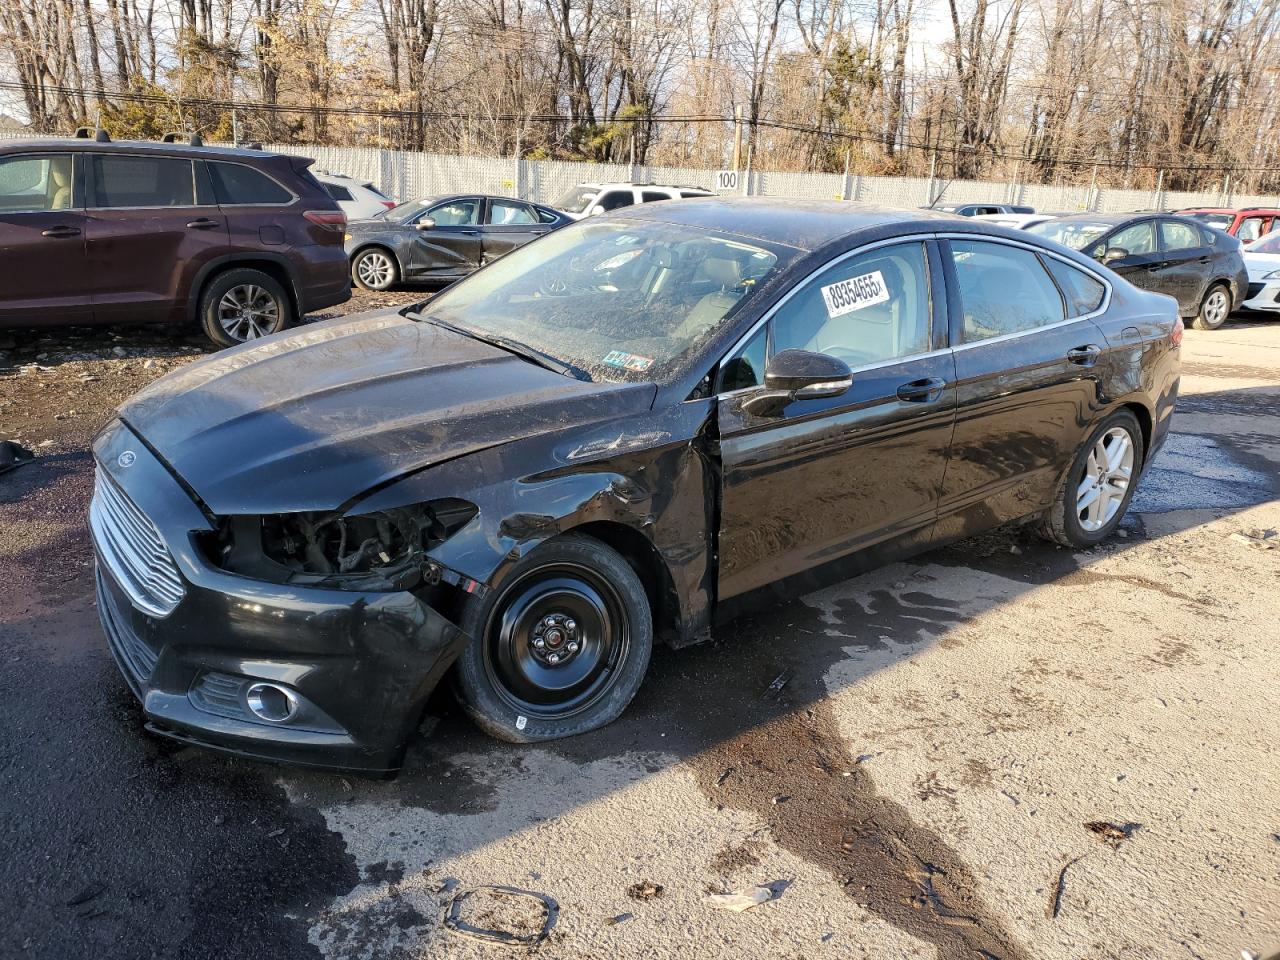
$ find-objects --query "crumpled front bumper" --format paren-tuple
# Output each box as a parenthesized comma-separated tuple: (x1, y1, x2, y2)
(91, 419, 469, 775)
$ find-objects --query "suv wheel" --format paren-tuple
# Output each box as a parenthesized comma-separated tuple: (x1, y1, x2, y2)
(451, 534, 653, 744)
(1191, 283, 1231, 330)
(352, 248, 398, 291)
(1040, 409, 1144, 548)
(200, 269, 291, 348)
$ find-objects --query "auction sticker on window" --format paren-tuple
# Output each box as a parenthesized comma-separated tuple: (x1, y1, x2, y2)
(821, 270, 890, 318)
(602, 350, 654, 372)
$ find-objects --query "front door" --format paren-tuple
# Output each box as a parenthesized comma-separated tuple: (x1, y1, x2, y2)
(1156, 218, 1212, 314)
(1092, 219, 1161, 295)
(84, 153, 229, 325)
(937, 237, 1109, 537)
(0, 152, 93, 326)
(480, 198, 550, 265)
(408, 198, 483, 277)
(716, 239, 957, 600)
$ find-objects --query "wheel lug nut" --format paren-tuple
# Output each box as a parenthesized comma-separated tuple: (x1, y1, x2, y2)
(533, 638, 545, 649)
(548, 653, 560, 664)
(565, 619, 576, 632)
(567, 641, 579, 653)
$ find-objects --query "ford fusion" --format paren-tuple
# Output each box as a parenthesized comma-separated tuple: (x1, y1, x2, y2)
(91, 199, 1181, 774)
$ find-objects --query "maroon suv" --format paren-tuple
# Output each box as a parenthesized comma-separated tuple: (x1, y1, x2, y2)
(0, 136, 350, 347)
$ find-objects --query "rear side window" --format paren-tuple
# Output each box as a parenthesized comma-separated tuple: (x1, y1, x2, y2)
(1044, 257, 1106, 317)
(596, 190, 634, 212)
(950, 240, 1065, 343)
(488, 199, 537, 225)
(323, 183, 353, 202)
(640, 190, 671, 203)
(93, 155, 194, 207)
(1160, 220, 1201, 251)
(536, 207, 560, 224)
(207, 162, 293, 205)
(0, 154, 74, 212)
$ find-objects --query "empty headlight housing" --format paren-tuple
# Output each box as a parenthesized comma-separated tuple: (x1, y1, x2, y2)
(201, 500, 477, 591)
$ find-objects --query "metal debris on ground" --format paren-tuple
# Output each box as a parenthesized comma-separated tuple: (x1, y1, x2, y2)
(443, 885, 557, 947)
(626, 879, 663, 901)
(1083, 821, 1132, 847)
(763, 669, 792, 698)
(705, 884, 775, 912)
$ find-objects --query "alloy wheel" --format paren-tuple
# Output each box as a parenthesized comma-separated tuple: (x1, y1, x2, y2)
(217, 284, 280, 341)
(1076, 426, 1135, 532)
(483, 562, 631, 720)
(1202, 288, 1229, 327)
(357, 251, 394, 289)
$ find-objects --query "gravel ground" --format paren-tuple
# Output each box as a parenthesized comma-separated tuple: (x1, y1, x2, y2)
(1, 306, 1277, 960)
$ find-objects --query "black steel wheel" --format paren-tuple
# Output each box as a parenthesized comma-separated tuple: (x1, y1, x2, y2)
(452, 535, 653, 743)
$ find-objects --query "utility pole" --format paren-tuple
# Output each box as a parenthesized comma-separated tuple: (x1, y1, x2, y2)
(231, 109, 240, 146)
(731, 105, 743, 171)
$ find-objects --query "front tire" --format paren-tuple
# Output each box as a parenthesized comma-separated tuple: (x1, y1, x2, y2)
(451, 535, 653, 744)
(199, 268, 291, 348)
(1190, 283, 1231, 330)
(1040, 409, 1145, 548)
(351, 248, 398, 291)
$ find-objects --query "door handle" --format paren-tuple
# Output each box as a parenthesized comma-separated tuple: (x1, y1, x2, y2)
(1067, 344, 1102, 366)
(896, 377, 947, 402)
(1197, 255, 1210, 264)
(186, 217, 220, 229)
(41, 226, 81, 238)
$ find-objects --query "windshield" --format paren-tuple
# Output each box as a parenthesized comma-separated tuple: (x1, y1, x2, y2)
(417, 220, 787, 383)
(1027, 219, 1112, 250)
(383, 199, 430, 222)
(1249, 231, 1280, 254)
(555, 187, 600, 213)
(1184, 212, 1234, 230)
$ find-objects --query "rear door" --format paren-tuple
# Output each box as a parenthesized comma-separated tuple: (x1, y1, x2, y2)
(0, 151, 92, 325)
(85, 152, 228, 324)
(937, 237, 1109, 537)
(1156, 218, 1212, 314)
(407, 197, 482, 276)
(716, 238, 956, 599)
(480, 198, 550, 264)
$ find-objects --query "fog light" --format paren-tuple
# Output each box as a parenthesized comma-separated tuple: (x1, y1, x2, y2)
(245, 682, 300, 723)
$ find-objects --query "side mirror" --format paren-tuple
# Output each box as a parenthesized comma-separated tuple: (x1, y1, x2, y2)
(742, 349, 852, 418)
(1101, 246, 1130, 264)
(415, 217, 436, 230)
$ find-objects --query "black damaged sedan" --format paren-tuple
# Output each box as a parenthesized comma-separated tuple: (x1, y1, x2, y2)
(91, 199, 1180, 774)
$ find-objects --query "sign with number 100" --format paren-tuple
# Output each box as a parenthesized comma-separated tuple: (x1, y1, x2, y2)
(716, 170, 740, 191)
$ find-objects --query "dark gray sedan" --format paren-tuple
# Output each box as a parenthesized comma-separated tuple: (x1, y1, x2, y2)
(344, 194, 570, 290)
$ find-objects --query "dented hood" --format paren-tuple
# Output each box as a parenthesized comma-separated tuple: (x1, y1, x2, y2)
(119, 311, 654, 515)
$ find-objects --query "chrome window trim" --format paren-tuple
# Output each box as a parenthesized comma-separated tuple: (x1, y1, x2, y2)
(713, 233, 939, 397)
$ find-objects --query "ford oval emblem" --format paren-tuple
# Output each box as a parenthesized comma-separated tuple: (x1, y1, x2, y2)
(117, 450, 137, 468)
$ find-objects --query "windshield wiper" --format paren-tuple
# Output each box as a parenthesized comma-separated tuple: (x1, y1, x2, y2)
(409, 312, 589, 381)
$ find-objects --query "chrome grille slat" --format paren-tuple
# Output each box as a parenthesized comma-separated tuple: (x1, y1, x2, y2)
(90, 468, 186, 617)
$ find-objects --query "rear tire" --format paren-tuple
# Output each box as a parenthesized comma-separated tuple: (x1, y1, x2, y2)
(199, 268, 291, 348)
(451, 534, 653, 744)
(351, 247, 398, 291)
(1040, 409, 1145, 548)
(1190, 283, 1231, 330)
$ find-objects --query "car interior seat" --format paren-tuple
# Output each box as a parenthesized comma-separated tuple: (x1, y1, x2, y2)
(673, 257, 744, 340)
(48, 163, 72, 210)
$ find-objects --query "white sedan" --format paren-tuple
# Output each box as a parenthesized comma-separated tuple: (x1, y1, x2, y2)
(1242, 229, 1280, 313)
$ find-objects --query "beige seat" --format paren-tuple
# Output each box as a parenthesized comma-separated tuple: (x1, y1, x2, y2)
(673, 257, 742, 340)
(48, 163, 72, 210)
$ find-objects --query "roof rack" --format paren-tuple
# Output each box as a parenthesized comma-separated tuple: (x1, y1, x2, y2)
(161, 131, 204, 147)
(73, 126, 111, 142)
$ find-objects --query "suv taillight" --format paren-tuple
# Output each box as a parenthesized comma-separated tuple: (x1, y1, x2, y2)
(304, 210, 347, 232)
(381, 200, 396, 209)
(1170, 317, 1184, 348)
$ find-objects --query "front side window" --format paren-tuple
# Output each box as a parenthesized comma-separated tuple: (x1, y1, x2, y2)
(1160, 220, 1201, 251)
(770, 241, 931, 368)
(1237, 217, 1266, 243)
(1044, 257, 1106, 317)
(93, 155, 194, 207)
(207, 162, 292, 205)
(950, 240, 1064, 343)
(422, 220, 788, 383)
(428, 199, 479, 226)
(554, 187, 599, 214)
(596, 190, 635, 212)
(0, 154, 74, 212)
(1104, 221, 1156, 256)
(488, 199, 537, 225)
(719, 324, 768, 392)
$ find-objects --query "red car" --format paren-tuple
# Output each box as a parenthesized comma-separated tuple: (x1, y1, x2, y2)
(0, 133, 350, 347)
(1176, 207, 1280, 244)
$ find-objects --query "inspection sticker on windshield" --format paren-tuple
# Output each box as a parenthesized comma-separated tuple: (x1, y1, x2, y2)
(603, 351, 654, 372)
(821, 270, 890, 318)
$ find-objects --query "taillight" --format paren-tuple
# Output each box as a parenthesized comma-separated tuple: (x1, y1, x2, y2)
(381, 200, 396, 209)
(303, 210, 347, 232)
(1170, 317, 1184, 348)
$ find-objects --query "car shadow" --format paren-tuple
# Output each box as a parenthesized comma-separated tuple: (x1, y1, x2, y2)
(1, 384, 1276, 959)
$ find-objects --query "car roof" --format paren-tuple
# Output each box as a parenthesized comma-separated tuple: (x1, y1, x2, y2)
(606, 198, 970, 251)
(0, 137, 292, 162)
(1046, 211, 1179, 226)
(1178, 207, 1280, 215)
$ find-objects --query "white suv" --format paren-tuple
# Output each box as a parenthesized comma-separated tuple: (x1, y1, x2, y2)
(315, 171, 396, 221)
(554, 182, 713, 220)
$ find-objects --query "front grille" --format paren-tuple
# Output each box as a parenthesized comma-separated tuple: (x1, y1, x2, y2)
(96, 567, 158, 688)
(1247, 282, 1265, 300)
(89, 468, 185, 617)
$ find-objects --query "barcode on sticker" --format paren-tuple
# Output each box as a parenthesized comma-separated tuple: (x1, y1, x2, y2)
(821, 270, 890, 318)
